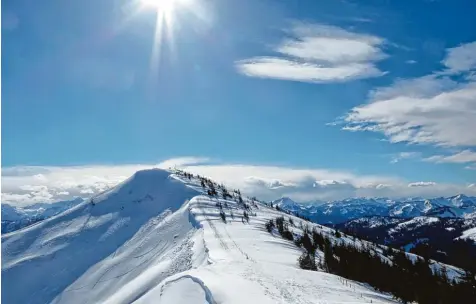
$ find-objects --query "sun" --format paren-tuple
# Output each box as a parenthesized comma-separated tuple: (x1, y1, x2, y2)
(141, 0, 177, 13)
(134, 0, 206, 90)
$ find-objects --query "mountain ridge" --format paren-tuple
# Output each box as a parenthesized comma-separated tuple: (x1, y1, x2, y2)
(4, 168, 471, 303)
(273, 194, 476, 224)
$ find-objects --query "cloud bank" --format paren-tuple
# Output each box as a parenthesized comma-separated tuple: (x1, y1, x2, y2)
(2, 157, 475, 206)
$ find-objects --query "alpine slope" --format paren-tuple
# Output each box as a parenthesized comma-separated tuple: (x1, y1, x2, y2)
(1, 169, 462, 304)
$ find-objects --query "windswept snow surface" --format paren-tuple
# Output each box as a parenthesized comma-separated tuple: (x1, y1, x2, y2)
(135, 194, 398, 304)
(460, 227, 476, 241)
(2, 170, 199, 304)
(3, 169, 406, 303)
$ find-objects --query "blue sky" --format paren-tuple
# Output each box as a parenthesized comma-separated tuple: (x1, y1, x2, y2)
(2, 0, 476, 205)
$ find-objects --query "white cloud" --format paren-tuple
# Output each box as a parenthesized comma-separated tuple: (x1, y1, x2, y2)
(442, 41, 476, 73)
(390, 152, 420, 164)
(424, 150, 476, 170)
(369, 75, 458, 101)
(237, 58, 383, 83)
(278, 24, 386, 63)
(156, 157, 211, 169)
(235, 23, 387, 83)
(341, 41, 476, 148)
(344, 82, 476, 147)
(2, 158, 475, 206)
(406, 60, 417, 64)
(408, 181, 436, 188)
(1, 164, 153, 207)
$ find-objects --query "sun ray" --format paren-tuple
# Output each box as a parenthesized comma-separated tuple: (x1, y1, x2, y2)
(128, 0, 211, 98)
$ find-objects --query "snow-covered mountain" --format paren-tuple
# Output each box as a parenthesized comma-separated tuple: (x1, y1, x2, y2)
(273, 195, 476, 224)
(271, 196, 305, 213)
(4, 169, 466, 304)
(334, 215, 476, 272)
(336, 215, 476, 242)
(1, 198, 84, 234)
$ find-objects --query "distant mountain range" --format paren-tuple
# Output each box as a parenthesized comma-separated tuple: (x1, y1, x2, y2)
(273, 194, 476, 271)
(1, 198, 84, 234)
(273, 194, 476, 224)
(4, 193, 476, 236)
(334, 215, 476, 271)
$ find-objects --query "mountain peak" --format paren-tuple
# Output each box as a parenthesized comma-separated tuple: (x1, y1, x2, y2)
(276, 194, 476, 224)
(94, 168, 192, 203)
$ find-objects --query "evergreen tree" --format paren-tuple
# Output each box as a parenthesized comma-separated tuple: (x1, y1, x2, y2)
(219, 210, 226, 223)
(243, 211, 250, 223)
(298, 252, 317, 270)
(300, 231, 315, 254)
(269, 215, 476, 303)
(265, 219, 275, 233)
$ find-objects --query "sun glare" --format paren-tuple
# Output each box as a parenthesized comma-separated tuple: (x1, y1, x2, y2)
(134, 0, 208, 94)
(141, 0, 177, 13)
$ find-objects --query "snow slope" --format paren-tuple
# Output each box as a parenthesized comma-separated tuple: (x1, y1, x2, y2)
(135, 194, 398, 304)
(460, 227, 476, 241)
(3, 169, 461, 303)
(1, 198, 84, 234)
(2, 170, 199, 304)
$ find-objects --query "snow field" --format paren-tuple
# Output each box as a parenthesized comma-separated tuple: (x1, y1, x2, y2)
(3, 169, 462, 303)
(134, 192, 398, 303)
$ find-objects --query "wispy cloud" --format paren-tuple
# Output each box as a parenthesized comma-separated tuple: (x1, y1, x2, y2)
(442, 41, 476, 74)
(236, 23, 387, 83)
(2, 157, 475, 206)
(408, 181, 436, 188)
(390, 152, 420, 164)
(424, 150, 476, 164)
(237, 58, 382, 83)
(156, 157, 211, 169)
(340, 41, 476, 148)
(424, 149, 476, 170)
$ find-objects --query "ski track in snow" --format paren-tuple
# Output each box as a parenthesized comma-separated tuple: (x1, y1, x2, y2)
(198, 200, 230, 252)
(158, 275, 216, 304)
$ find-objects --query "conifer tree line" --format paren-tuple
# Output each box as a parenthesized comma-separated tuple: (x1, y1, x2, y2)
(266, 216, 476, 303)
(173, 169, 257, 223)
(173, 168, 247, 204)
(340, 224, 476, 274)
(173, 169, 476, 302)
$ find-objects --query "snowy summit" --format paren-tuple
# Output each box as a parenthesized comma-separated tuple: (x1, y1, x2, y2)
(1, 169, 403, 303)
